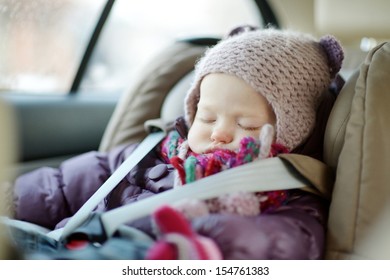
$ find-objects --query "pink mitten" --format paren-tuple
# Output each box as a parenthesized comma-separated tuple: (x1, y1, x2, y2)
(146, 205, 222, 260)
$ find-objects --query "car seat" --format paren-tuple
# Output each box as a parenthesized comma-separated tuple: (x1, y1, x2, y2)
(99, 38, 217, 152)
(98, 36, 390, 259)
(324, 42, 390, 259)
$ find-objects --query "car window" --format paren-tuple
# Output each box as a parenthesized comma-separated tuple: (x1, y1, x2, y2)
(0, 0, 262, 95)
(0, 0, 106, 94)
(79, 0, 263, 94)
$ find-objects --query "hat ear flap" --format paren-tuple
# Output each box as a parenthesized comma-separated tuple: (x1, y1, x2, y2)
(319, 35, 344, 77)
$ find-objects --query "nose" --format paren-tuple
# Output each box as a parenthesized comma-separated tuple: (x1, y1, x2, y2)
(210, 127, 233, 144)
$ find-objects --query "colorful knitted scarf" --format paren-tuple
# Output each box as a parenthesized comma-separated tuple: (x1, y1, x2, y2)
(160, 129, 290, 219)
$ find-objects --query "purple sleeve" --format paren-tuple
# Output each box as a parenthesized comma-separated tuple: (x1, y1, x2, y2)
(192, 190, 328, 259)
(13, 144, 138, 230)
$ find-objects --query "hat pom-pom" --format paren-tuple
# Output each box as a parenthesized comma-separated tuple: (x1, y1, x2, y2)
(319, 35, 344, 77)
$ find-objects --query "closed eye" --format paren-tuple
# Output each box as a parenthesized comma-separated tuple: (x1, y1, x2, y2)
(199, 118, 216, 124)
(238, 123, 261, 131)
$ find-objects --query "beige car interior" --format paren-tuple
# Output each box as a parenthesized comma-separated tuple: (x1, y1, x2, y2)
(1, 0, 390, 259)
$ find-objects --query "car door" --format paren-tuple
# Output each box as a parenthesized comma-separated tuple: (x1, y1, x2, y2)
(0, 0, 117, 176)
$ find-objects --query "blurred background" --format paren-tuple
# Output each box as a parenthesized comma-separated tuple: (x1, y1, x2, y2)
(0, 0, 262, 94)
(0, 0, 387, 95)
(0, 0, 389, 260)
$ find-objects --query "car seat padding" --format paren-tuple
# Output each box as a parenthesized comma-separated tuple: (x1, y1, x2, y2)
(326, 42, 390, 259)
(99, 42, 207, 152)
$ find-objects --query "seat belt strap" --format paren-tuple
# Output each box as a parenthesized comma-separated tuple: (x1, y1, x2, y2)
(100, 157, 310, 237)
(55, 131, 166, 240)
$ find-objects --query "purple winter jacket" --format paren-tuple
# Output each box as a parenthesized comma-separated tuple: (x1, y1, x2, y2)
(13, 140, 329, 260)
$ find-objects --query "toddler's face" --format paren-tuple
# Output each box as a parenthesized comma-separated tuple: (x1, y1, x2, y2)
(188, 73, 276, 154)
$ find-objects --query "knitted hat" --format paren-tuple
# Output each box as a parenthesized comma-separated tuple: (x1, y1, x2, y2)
(184, 27, 344, 151)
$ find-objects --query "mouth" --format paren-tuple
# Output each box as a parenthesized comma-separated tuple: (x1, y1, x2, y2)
(204, 148, 218, 154)
(205, 144, 223, 153)
(204, 145, 235, 154)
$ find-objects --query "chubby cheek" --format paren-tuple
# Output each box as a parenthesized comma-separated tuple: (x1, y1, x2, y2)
(242, 130, 261, 141)
(187, 123, 211, 153)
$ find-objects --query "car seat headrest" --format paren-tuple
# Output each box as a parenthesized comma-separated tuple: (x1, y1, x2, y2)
(323, 70, 359, 170)
(144, 72, 193, 133)
(161, 72, 194, 124)
(99, 41, 207, 152)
